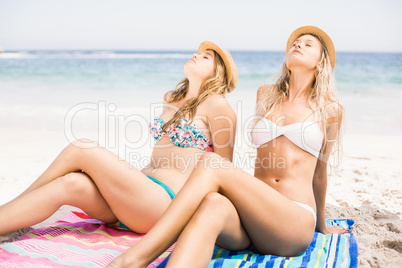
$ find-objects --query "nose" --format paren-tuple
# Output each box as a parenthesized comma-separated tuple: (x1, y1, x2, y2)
(193, 53, 198, 58)
(294, 42, 301, 49)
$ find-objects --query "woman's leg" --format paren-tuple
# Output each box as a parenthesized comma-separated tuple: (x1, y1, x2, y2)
(109, 152, 315, 268)
(1, 139, 173, 234)
(0, 172, 118, 235)
(166, 193, 250, 268)
(11, 139, 122, 198)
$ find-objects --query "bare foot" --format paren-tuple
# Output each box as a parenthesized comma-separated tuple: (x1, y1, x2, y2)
(326, 225, 350, 234)
(105, 252, 144, 268)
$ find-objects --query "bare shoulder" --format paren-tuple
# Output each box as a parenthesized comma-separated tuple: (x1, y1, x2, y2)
(202, 94, 236, 118)
(257, 84, 272, 93)
(257, 84, 273, 101)
(325, 101, 344, 125)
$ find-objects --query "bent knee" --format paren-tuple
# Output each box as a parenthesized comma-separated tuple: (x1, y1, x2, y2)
(71, 138, 99, 149)
(193, 193, 238, 234)
(203, 192, 225, 204)
(198, 193, 230, 216)
(57, 172, 93, 196)
(65, 139, 99, 163)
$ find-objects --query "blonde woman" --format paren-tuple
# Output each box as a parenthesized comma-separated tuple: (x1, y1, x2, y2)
(109, 26, 349, 268)
(0, 41, 237, 235)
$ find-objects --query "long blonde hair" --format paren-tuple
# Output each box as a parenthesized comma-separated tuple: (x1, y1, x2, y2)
(256, 34, 345, 164)
(162, 51, 228, 132)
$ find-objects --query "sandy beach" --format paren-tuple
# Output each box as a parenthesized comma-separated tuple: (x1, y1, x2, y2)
(327, 134, 402, 267)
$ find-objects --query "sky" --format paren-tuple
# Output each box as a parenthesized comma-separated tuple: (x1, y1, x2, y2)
(0, 0, 401, 52)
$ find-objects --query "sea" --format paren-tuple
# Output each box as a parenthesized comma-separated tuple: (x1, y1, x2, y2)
(1, 50, 401, 141)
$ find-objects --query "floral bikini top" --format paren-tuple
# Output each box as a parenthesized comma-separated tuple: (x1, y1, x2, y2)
(150, 117, 214, 152)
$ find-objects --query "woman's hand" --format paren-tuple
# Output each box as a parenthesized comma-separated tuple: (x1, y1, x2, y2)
(323, 225, 350, 235)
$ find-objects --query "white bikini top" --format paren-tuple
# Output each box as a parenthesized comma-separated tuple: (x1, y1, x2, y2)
(252, 118, 323, 158)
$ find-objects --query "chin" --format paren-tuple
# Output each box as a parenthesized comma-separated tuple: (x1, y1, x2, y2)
(287, 61, 313, 72)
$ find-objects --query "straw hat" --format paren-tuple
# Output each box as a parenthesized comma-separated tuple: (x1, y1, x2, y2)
(286, 26, 336, 69)
(198, 41, 238, 92)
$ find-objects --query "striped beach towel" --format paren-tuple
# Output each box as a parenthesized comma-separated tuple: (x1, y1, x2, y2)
(0, 210, 173, 267)
(159, 219, 358, 268)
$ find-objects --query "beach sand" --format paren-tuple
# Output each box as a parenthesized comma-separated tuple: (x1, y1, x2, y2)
(327, 134, 402, 267)
(0, 127, 401, 267)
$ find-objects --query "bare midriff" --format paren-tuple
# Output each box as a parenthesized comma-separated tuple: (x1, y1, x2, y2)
(253, 135, 317, 211)
(141, 138, 206, 194)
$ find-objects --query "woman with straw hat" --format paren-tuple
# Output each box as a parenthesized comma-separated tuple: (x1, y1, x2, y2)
(108, 26, 348, 267)
(0, 41, 238, 236)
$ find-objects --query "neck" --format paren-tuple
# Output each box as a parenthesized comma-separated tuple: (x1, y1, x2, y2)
(287, 69, 315, 102)
(185, 79, 202, 100)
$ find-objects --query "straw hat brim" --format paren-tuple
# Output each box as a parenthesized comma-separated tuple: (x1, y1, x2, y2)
(198, 41, 238, 92)
(286, 26, 335, 69)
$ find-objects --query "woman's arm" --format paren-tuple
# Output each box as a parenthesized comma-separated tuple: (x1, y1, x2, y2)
(313, 102, 348, 234)
(312, 159, 329, 233)
(205, 96, 237, 161)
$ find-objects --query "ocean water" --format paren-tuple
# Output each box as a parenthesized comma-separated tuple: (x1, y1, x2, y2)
(1, 50, 401, 138)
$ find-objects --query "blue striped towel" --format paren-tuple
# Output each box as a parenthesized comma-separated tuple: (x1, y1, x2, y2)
(159, 219, 358, 268)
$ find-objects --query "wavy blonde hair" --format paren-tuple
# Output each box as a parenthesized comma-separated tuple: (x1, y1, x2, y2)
(256, 34, 345, 164)
(162, 51, 228, 132)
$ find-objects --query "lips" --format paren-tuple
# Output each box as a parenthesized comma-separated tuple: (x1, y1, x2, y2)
(293, 50, 302, 55)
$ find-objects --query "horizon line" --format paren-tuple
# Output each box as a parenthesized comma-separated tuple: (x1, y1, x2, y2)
(1, 48, 402, 54)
